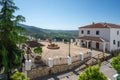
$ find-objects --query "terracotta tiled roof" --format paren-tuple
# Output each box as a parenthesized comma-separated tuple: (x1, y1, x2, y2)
(79, 36, 108, 42)
(26, 41, 45, 48)
(79, 23, 120, 29)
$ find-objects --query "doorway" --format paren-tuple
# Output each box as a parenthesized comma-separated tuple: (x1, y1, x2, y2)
(88, 42, 91, 48)
(96, 42, 99, 49)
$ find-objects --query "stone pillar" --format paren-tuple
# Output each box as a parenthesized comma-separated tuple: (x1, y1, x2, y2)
(75, 39, 78, 42)
(71, 39, 73, 43)
(25, 60, 32, 70)
(103, 42, 106, 52)
(77, 39, 80, 46)
(89, 51, 93, 58)
(79, 39, 81, 46)
(80, 52, 84, 61)
(54, 39, 56, 42)
(86, 41, 89, 48)
(62, 39, 64, 43)
(48, 58, 53, 68)
(38, 38, 41, 41)
(67, 56, 72, 65)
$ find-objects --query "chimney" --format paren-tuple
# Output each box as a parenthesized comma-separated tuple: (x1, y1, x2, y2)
(92, 22, 95, 24)
(104, 23, 107, 27)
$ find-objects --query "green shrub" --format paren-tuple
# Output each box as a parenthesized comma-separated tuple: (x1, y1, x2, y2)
(111, 54, 120, 72)
(34, 47, 42, 54)
(78, 66, 107, 80)
(11, 71, 30, 80)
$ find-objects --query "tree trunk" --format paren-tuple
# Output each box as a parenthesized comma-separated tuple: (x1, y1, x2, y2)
(7, 72, 11, 80)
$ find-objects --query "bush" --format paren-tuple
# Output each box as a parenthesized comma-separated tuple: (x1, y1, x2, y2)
(34, 47, 42, 54)
(11, 71, 30, 80)
(78, 66, 107, 80)
(111, 53, 120, 72)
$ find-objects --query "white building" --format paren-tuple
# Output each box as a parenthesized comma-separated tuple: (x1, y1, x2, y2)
(78, 23, 120, 52)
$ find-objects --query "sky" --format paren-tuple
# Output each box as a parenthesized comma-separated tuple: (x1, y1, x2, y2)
(14, 0, 120, 30)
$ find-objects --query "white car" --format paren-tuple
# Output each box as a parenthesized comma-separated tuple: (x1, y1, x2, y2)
(113, 74, 120, 80)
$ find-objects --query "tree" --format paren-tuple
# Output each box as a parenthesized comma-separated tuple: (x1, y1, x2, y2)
(0, 0, 25, 79)
(78, 65, 107, 80)
(111, 53, 120, 73)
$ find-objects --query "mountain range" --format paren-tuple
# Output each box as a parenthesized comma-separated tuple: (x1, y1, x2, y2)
(19, 24, 78, 41)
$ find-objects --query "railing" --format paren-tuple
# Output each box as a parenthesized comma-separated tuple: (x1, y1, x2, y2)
(42, 52, 91, 67)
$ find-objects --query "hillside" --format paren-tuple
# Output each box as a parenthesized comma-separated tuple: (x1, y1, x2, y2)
(19, 24, 78, 41)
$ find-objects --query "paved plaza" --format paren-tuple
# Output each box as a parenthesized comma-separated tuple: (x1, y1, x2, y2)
(40, 41, 109, 60)
(31, 41, 115, 80)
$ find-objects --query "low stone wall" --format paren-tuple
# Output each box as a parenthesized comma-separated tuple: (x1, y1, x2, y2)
(27, 54, 111, 79)
(27, 66, 49, 79)
(27, 58, 90, 79)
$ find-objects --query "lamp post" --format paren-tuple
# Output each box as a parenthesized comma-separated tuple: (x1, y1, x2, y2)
(68, 38, 71, 57)
(67, 38, 72, 65)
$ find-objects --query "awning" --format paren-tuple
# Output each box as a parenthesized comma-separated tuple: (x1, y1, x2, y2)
(79, 36, 109, 42)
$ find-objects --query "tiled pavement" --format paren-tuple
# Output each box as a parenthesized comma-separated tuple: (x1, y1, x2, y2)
(41, 42, 110, 60)
(101, 60, 117, 80)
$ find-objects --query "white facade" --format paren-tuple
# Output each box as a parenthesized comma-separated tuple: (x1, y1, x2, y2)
(79, 28, 110, 41)
(78, 26, 120, 52)
(110, 28, 120, 51)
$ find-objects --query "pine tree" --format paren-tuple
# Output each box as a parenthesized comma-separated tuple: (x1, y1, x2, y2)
(0, 0, 25, 79)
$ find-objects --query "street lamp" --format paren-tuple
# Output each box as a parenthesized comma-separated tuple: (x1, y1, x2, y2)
(67, 38, 72, 65)
(68, 38, 71, 57)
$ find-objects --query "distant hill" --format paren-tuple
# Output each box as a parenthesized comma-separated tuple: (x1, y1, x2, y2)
(19, 24, 78, 41)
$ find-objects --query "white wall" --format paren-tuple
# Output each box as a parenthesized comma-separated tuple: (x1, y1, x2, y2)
(79, 28, 111, 51)
(110, 28, 120, 51)
(79, 28, 110, 41)
(79, 28, 120, 52)
(91, 42, 103, 51)
(91, 41, 96, 49)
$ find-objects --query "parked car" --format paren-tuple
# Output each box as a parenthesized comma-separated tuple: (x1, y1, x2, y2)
(113, 74, 120, 80)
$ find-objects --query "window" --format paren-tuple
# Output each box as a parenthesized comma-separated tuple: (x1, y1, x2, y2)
(117, 31, 119, 35)
(81, 30, 84, 34)
(113, 40, 116, 45)
(87, 30, 90, 34)
(96, 31, 99, 35)
(118, 41, 120, 47)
